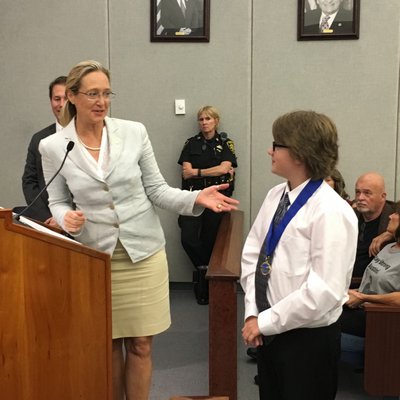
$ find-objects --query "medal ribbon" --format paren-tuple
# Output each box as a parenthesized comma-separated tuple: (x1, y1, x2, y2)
(261, 179, 323, 274)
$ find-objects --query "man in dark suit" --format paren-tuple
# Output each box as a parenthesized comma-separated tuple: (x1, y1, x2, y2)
(21, 76, 67, 222)
(303, 0, 353, 35)
(159, 0, 203, 36)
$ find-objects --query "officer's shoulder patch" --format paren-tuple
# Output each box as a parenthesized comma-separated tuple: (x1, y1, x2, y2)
(226, 139, 235, 154)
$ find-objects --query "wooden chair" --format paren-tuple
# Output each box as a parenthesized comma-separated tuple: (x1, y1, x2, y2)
(363, 303, 400, 397)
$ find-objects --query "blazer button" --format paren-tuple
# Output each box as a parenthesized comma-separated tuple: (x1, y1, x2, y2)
(113, 223, 119, 229)
(109, 204, 115, 210)
(103, 185, 110, 192)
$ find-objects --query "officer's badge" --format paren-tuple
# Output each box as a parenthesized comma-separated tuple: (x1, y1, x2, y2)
(216, 145, 223, 152)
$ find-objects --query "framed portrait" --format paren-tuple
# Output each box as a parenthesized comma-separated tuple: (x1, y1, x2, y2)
(298, 0, 360, 41)
(151, 0, 210, 42)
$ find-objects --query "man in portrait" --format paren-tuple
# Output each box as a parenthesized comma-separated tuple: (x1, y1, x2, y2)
(158, 0, 203, 37)
(303, 0, 354, 35)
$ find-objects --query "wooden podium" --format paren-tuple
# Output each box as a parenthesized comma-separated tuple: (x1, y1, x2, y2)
(0, 209, 112, 400)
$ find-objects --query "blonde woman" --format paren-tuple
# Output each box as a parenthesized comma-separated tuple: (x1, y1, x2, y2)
(39, 60, 238, 400)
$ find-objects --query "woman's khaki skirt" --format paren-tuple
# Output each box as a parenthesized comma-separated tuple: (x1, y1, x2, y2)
(111, 241, 171, 339)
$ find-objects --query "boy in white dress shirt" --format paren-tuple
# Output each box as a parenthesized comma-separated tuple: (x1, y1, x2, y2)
(241, 110, 358, 400)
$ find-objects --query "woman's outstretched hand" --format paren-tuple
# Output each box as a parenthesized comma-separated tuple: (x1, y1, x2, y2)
(195, 184, 239, 213)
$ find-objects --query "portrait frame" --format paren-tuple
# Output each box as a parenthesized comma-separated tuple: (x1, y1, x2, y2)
(150, 0, 210, 42)
(297, 0, 360, 41)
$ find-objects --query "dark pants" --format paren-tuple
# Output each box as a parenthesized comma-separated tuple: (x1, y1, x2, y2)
(178, 209, 224, 268)
(257, 321, 341, 400)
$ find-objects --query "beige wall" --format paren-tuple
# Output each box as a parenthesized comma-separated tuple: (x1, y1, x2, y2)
(251, 1, 400, 213)
(1, 0, 399, 281)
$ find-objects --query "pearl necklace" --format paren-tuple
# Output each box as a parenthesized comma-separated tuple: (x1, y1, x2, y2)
(77, 135, 101, 151)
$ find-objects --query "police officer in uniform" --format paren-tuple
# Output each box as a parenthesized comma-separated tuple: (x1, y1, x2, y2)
(178, 106, 237, 304)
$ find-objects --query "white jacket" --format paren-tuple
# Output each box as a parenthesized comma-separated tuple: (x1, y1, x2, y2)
(39, 116, 201, 262)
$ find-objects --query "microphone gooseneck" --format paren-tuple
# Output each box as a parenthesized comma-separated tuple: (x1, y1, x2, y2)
(15, 141, 75, 220)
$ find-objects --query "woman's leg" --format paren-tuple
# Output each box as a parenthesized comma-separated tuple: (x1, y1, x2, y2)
(112, 338, 125, 400)
(124, 336, 153, 400)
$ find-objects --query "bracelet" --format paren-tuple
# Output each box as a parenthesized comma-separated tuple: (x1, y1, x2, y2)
(198, 169, 201, 177)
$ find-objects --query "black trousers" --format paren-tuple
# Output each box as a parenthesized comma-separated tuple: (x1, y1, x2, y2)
(178, 209, 224, 268)
(257, 321, 341, 400)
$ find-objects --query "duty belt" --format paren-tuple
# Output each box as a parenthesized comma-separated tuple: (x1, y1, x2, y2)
(183, 173, 234, 192)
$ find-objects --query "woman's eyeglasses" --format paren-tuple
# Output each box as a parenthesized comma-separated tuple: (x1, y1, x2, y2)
(77, 91, 116, 101)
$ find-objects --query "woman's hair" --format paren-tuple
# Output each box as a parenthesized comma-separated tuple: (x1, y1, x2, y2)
(272, 110, 339, 180)
(197, 105, 220, 125)
(328, 169, 350, 200)
(59, 60, 110, 127)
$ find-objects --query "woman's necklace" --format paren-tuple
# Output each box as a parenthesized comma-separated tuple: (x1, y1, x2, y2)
(77, 135, 101, 151)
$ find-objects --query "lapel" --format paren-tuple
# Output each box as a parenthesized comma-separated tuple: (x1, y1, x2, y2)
(170, 0, 186, 25)
(61, 118, 105, 182)
(104, 117, 123, 179)
(61, 117, 123, 182)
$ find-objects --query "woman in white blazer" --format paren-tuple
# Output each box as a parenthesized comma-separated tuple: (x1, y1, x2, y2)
(39, 60, 238, 400)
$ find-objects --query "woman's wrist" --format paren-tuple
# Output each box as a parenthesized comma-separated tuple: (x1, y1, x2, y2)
(357, 292, 367, 303)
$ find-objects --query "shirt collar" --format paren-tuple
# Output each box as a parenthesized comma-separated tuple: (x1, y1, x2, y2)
(285, 178, 311, 205)
(321, 10, 339, 24)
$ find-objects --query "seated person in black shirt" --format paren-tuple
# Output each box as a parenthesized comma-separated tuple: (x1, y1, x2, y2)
(351, 172, 395, 286)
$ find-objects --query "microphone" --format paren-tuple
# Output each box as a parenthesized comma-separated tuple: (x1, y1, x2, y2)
(15, 141, 75, 220)
(220, 132, 228, 142)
